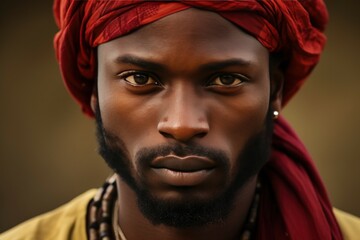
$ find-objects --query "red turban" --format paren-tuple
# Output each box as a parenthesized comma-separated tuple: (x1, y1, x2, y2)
(53, 1, 343, 239)
(54, 0, 328, 117)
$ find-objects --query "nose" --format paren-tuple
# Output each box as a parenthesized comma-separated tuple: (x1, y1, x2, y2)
(157, 86, 209, 142)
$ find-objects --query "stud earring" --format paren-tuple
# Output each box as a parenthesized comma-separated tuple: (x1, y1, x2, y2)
(273, 111, 279, 119)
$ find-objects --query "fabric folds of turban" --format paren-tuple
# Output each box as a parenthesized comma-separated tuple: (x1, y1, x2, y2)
(54, 0, 328, 117)
(53, 1, 343, 240)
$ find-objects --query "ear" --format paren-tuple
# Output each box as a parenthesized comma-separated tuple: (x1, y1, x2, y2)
(90, 87, 98, 115)
(269, 61, 284, 115)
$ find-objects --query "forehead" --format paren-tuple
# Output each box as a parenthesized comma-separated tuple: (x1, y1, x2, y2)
(98, 8, 268, 70)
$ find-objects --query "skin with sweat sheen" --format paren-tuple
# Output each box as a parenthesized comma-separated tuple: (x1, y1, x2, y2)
(92, 9, 282, 240)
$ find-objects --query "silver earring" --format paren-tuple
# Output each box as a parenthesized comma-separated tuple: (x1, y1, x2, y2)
(273, 111, 279, 119)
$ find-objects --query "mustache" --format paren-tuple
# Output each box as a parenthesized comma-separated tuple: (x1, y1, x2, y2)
(135, 143, 229, 167)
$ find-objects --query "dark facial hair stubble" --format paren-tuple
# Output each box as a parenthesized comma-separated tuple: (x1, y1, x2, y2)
(95, 105, 273, 228)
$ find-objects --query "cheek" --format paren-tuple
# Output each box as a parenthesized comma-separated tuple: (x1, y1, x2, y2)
(98, 82, 161, 158)
(209, 86, 270, 161)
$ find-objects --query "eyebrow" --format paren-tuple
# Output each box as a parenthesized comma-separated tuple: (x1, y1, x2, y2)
(199, 59, 252, 72)
(114, 55, 166, 72)
(114, 54, 252, 72)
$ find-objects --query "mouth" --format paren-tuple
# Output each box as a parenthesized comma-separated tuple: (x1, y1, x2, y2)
(150, 155, 217, 186)
(152, 155, 216, 171)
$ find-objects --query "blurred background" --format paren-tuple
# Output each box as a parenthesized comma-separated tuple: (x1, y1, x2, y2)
(0, 0, 359, 232)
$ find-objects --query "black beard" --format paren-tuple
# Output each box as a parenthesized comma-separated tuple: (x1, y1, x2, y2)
(95, 108, 273, 228)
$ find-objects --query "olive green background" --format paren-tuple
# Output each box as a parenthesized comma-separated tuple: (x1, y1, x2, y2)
(1, 0, 359, 232)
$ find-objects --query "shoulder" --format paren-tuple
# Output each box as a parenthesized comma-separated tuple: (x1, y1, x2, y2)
(334, 208, 360, 240)
(0, 189, 97, 240)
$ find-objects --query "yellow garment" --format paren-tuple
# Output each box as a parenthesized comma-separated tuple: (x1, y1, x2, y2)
(0, 190, 96, 240)
(334, 208, 360, 240)
(1, 190, 360, 240)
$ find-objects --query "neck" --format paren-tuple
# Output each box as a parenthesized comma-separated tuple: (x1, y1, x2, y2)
(116, 175, 258, 240)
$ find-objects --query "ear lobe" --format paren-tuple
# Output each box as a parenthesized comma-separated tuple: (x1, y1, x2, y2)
(270, 66, 284, 114)
(90, 92, 98, 115)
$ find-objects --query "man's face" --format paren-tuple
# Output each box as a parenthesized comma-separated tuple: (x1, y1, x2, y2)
(94, 9, 277, 227)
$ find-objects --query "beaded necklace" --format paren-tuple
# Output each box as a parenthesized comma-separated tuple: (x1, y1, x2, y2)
(87, 175, 261, 240)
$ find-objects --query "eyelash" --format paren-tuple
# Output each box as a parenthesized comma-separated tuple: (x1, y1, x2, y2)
(117, 70, 249, 88)
(117, 71, 160, 86)
(207, 73, 249, 87)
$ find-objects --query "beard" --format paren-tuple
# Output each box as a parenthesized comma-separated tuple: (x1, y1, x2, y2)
(95, 108, 273, 228)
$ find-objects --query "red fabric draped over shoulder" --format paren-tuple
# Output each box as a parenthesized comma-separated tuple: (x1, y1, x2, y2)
(53, 1, 343, 239)
(257, 116, 342, 239)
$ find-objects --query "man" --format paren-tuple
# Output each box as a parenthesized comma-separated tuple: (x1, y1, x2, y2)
(1, 1, 359, 239)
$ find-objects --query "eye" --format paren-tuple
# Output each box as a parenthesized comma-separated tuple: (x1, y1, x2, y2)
(208, 73, 247, 87)
(118, 71, 159, 86)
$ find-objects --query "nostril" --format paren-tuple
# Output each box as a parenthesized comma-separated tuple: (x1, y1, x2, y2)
(158, 126, 208, 142)
(196, 132, 207, 138)
(159, 131, 173, 138)
(157, 113, 209, 141)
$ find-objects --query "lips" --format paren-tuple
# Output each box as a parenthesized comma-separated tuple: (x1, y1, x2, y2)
(150, 155, 217, 186)
(151, 155, 216, 172)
